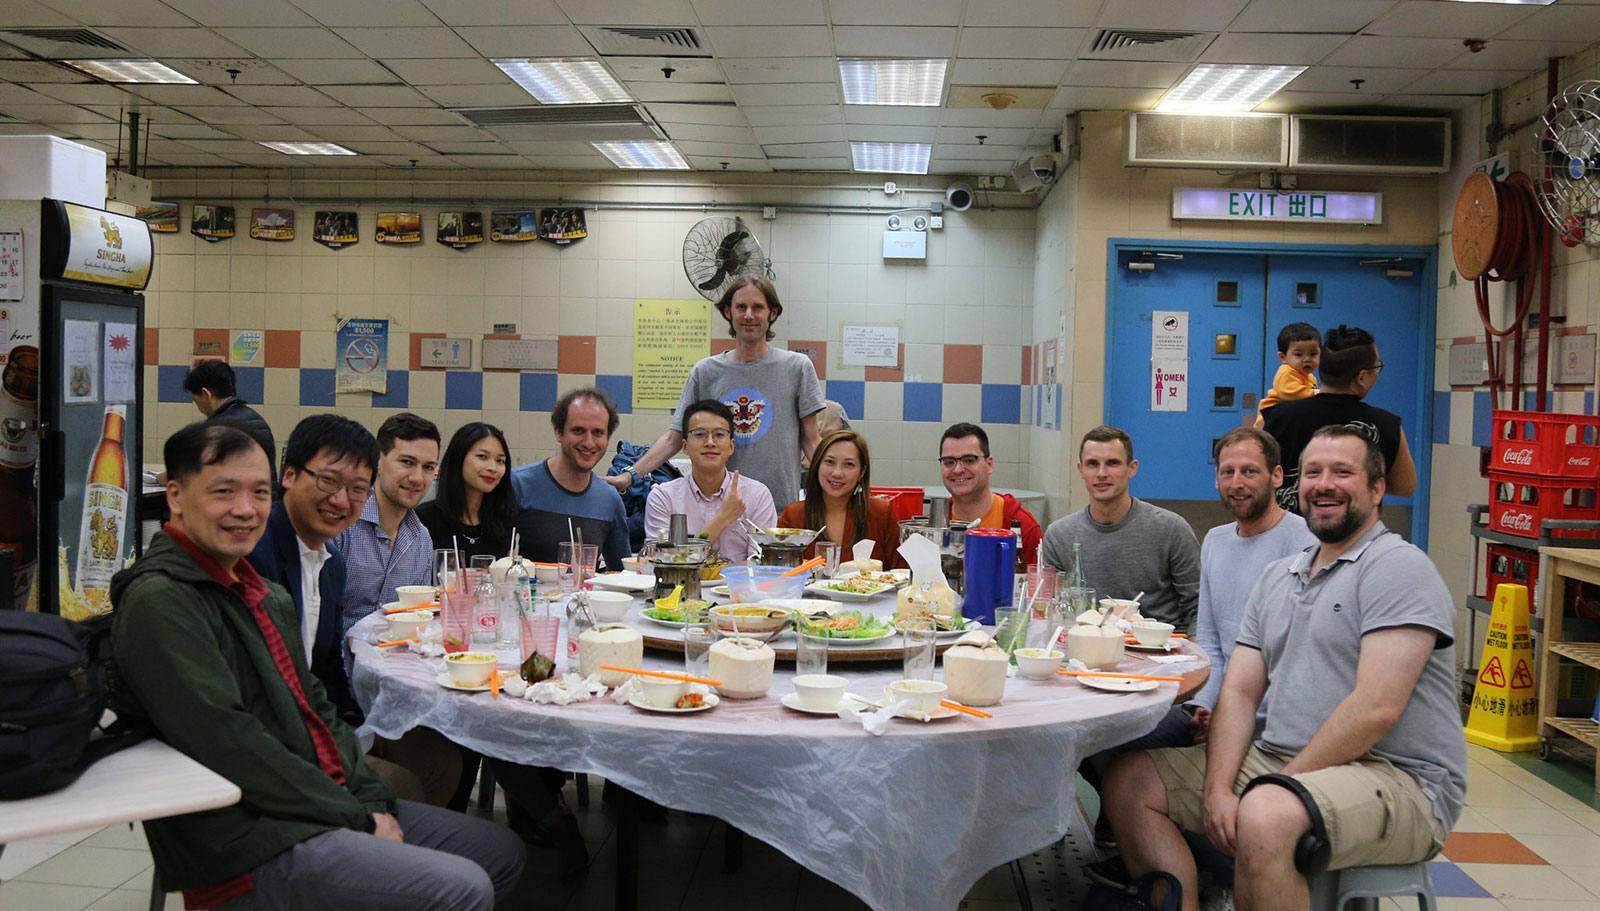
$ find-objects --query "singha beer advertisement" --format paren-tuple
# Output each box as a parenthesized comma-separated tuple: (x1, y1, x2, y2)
(60, 404, 129, 619)
(56, 204, 153, 290)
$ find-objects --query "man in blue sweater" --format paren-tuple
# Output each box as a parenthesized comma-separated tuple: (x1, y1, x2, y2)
(509, 387, 630, 570)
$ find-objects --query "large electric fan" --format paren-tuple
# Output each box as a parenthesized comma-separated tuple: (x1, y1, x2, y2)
(682, 216, 772, 301)
(1532, 79, 1600, 247)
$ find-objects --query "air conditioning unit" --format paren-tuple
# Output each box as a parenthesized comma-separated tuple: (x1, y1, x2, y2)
(1289, 114, 1450, 174)
(1126, 111, 1288, 169)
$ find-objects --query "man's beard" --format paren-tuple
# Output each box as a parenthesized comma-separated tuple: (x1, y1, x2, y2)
(1306, 498, 1371, 543)
(1223, 488, 1272, 522)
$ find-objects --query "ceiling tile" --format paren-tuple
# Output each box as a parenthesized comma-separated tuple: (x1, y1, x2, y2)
(182, 138, 280, 153)
(0, 0, 78, 27)
(95, 27, 250, 57)
(933, 143, 1025, 161)
(630, 83, 737, 103)
(826, 0, 961, 27)
(642, 102, 747, 125)
(1231, 0, 1393, 33)
(936, 126, 1034, 144)
(929, 159, 1009, 175)
(37, 0, 195, 26)
(343, 139, 437, 154)
(125, 84, 240, 106)
(611, 58, 726, 84)
(686, 155, 771, 170)
(703, 26, 833, 58)
(380, 58, 508, 85)
(171, 106, 288, 125)
(176, 59, 301, 85)
(949, 59, 1068, 86)
(390, 124, 490, 141)
(1399, 68, 1534, 95)
(522, 154, 609, 168)
(452, 25, 593, 57)
(422, 140, 508, 154)
(505, 140, 601, 155)
(271, 58, 401, 84)
(1379, 93, 1477, 111)
(844, 124, 938, 143)
(361, 107, 465, 125)
(21, 82, 146, 106)
(551, 0, 696, 25)
(841, 106, 940, 125)
(957, 28, 1086, 60)
(753, 123, 845, 144)
(1499, 5, 1600, 42)
(1062, 59, 1189, 88)
(1440, 38, 1595, 71)
(332, 27, 480, 58)
(224, 85, 339, 106)
(289, 0, 443, 27)
(1364, 0, 1537, 39)
(1198, 32, 1349, 65)
(1253, 90, 1400, 112)
(319, 85, 436, 107)
(690, 0, 825, 25)
(741, 105, 841, 127)
(418, 0, 569, 26)
(731, 82, 839, 106)
(661, 123, 755, 143)
(216, 124, 319, 141)
(301, 125, 398, 140)
(760, 141, 849, 157)
(719, 57, 837, 85)
(964, 0, 1101, 28)
(1046, 85, 1166, 110)
(674, 140, 763, 156)
(442, 153, 528, 167)
(263, 106, 380, 125)
(1092, 0, 1250, 31)
(414, 84, 533, 107)
(833, 26, 959, 57)
(937, 107, 1053, 128)
(159, 0, 320, 27)
(144, 152, 239, 166)
(767, 155, 852, 170)
(1322, 36, 1466, 69)
(0, 61, 88, 83)
(1289, 66, 1427, 94)
(213, 27, 362, 59)
(150, 122, 238, 139)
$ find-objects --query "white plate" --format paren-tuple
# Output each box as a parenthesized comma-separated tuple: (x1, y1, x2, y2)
(843, 693, 959, 721)
(639, 611, 699, 629)
(805, 580, 893, 602)
(1077, 675, 1160, 693)
(1125, 640, 1180, 652)
(626, 691, 720, 713)
(592, 572, 655, 593)
(706, 585, 731, 599)
(780, 692, 846, 715)
(435, 671, 494, 693)
(893, 618, 981, 639)
(821, 629, 896, 646)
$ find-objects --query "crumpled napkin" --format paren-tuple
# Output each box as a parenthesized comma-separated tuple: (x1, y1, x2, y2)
(1065, 657, 1091, 673)
(407, 629, 445, 658)
(502, 672, 609, 704)
(609, 677, 711, 707)
(1146, 653, 1199, 664)
(836, 694, 922, 733)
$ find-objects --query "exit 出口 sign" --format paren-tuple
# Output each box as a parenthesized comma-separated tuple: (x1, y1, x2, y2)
(1171, 188, 1383, 224)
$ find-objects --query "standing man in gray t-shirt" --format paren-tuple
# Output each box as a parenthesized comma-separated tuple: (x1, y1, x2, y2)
(1102, 426, 1466, 911)
(1040, 425, 1199, 632)
(611, 276, 824, 507)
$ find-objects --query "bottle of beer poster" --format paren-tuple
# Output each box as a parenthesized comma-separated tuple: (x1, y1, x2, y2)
(74, 404, 128, 614)
(0, 344, 40, 610)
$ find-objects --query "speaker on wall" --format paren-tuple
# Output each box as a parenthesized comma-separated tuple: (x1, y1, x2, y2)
(945, 182, 974, 211)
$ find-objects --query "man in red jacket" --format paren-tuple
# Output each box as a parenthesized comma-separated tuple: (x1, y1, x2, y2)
(938, 422, 1042, 566)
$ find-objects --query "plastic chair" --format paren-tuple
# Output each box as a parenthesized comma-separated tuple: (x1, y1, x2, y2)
(871, 487, 926, 522)
(1308, 862, 1438, 911)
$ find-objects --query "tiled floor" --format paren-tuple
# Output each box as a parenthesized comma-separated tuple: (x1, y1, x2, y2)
(4, 743, 1600, 910)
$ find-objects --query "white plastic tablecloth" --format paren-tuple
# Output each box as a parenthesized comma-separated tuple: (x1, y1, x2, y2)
(349, 602, 1207, 911)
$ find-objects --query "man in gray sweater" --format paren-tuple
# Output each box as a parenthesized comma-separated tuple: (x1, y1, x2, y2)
(1041, 425, 1199, 633)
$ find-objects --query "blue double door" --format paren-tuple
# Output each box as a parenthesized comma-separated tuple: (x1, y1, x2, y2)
(1106, 245, 1431, 541)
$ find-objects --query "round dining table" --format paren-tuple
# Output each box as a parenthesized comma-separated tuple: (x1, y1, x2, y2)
(349, 588, 1208, 911)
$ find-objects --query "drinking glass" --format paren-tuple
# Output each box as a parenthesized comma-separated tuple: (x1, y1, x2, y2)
(1067, 586, 1097, 620)
(993, 607, 1028, 655)
(1025, 564, 1057, 618)
(816, 540, 841, 579)
(521, 612, 560, 663)
(558, 543, 600, 594)
(435, 548, 462, 595)
(440, 585, 474, 653)
(683, 622, 715, 680)
(470, 554, 494, 571)
(794, 613, 829, 676)
(902, 615, 937, 680)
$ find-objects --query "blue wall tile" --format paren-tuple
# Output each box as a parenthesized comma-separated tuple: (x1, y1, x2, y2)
(1587, 391, 1595, 415)
(981, 384, 1022, 424)
(371, 370, 409, 409)
(595, 374, 632, 414)
(1432, 390, 1451, 445)
(299, 368, 335, 407)
(444, 371, 483, 411)
(233, 366, 263, 405)
(520, 372, 557, 412)
(903, 382, 943, 422)
(1053, 384, 1062, 429)
(157, 365, 189, 403)
(825, 380, 864, 422)
(1472, 390, 1492, 448)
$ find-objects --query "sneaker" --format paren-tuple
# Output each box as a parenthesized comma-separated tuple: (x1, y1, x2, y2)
(1084, 857, 1131, 888)
(1200, 885, 1234, 911)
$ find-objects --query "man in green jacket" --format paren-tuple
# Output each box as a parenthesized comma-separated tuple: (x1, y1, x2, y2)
(112, 422, 524, 911)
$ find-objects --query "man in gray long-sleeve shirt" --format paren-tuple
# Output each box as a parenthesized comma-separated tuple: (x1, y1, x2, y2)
(1041, 425, 1200, 633)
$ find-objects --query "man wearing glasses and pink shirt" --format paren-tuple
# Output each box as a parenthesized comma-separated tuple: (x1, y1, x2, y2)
(938, 422, 1042, 566)
(645, 398, 777, 562)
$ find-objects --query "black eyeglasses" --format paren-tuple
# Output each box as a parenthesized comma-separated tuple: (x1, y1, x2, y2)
(938, 455, 984, 469)
(1364, 361, 1386, 373)
(302, 468, 372, 500)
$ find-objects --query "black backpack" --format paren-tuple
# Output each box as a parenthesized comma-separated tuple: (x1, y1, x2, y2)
(0, 611, 149, 798)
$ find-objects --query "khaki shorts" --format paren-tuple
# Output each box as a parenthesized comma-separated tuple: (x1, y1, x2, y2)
(1147, 744, 1445, 870)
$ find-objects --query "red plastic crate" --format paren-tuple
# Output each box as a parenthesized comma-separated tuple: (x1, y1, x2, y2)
(1485, 543, 1539, 614)
(1487, 470, 1600, 539)
(1491, 410, 1600, 479)
(871, 487, 926, 522)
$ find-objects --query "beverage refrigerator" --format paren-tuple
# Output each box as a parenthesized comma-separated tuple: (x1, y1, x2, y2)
(0, 188, 152, 617)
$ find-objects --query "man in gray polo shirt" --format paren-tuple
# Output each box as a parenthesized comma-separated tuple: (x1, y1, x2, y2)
(1101, 426, 1466, 911)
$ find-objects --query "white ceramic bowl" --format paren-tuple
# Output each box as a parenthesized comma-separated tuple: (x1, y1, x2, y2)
(1014, 647, 1064, 679)
(585, 590, 634, 623)
(1099, 598, 1141, 620)
(638, 676, 688, 708)
(792, 673, 847, 710)
(443, 651, 497, 687)
(1131, 620, 1175, 648)
(534, 563, 563, 584)
(396, 585, 436, 607)
(886, 678, 947, 713)
(386, 610, 432, 640)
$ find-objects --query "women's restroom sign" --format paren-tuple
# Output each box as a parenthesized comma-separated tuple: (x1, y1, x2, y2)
(1151, 310, 1188, 412)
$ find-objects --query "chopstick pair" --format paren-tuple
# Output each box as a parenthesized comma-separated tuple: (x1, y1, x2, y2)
(385, 603, 439, 614)
(599, 665, 723, 687)
(1058, 670, 1186, 683)
(376, 637, 420, 648)
(1125, 633, 1188, 643)
(940, 700, 992, 719)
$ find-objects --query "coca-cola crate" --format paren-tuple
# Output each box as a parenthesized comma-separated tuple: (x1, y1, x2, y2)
(1485, 543, 1539, 613)
(1491, 410, 1600, 479)
(1488, 470, 1600, 539)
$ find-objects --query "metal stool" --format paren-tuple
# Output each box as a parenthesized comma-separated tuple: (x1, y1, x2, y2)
(1309, 862, 1438, 911)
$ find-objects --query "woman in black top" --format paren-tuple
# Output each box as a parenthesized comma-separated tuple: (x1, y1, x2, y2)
(417, 422, 516, 564)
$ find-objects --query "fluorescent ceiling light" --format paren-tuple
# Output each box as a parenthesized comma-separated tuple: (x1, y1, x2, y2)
(258, 141, 357, 156)
(493, 57, 631, 104)
(64, 59, 196, 84)
(839, 58, 947, 106)
(591, 140, 689, 170)
(850, 141, 932, 175)
(1157, 64, 1306, 113)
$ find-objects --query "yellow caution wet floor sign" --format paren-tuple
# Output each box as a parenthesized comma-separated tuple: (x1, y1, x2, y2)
(1466, 583, 1539, 752)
